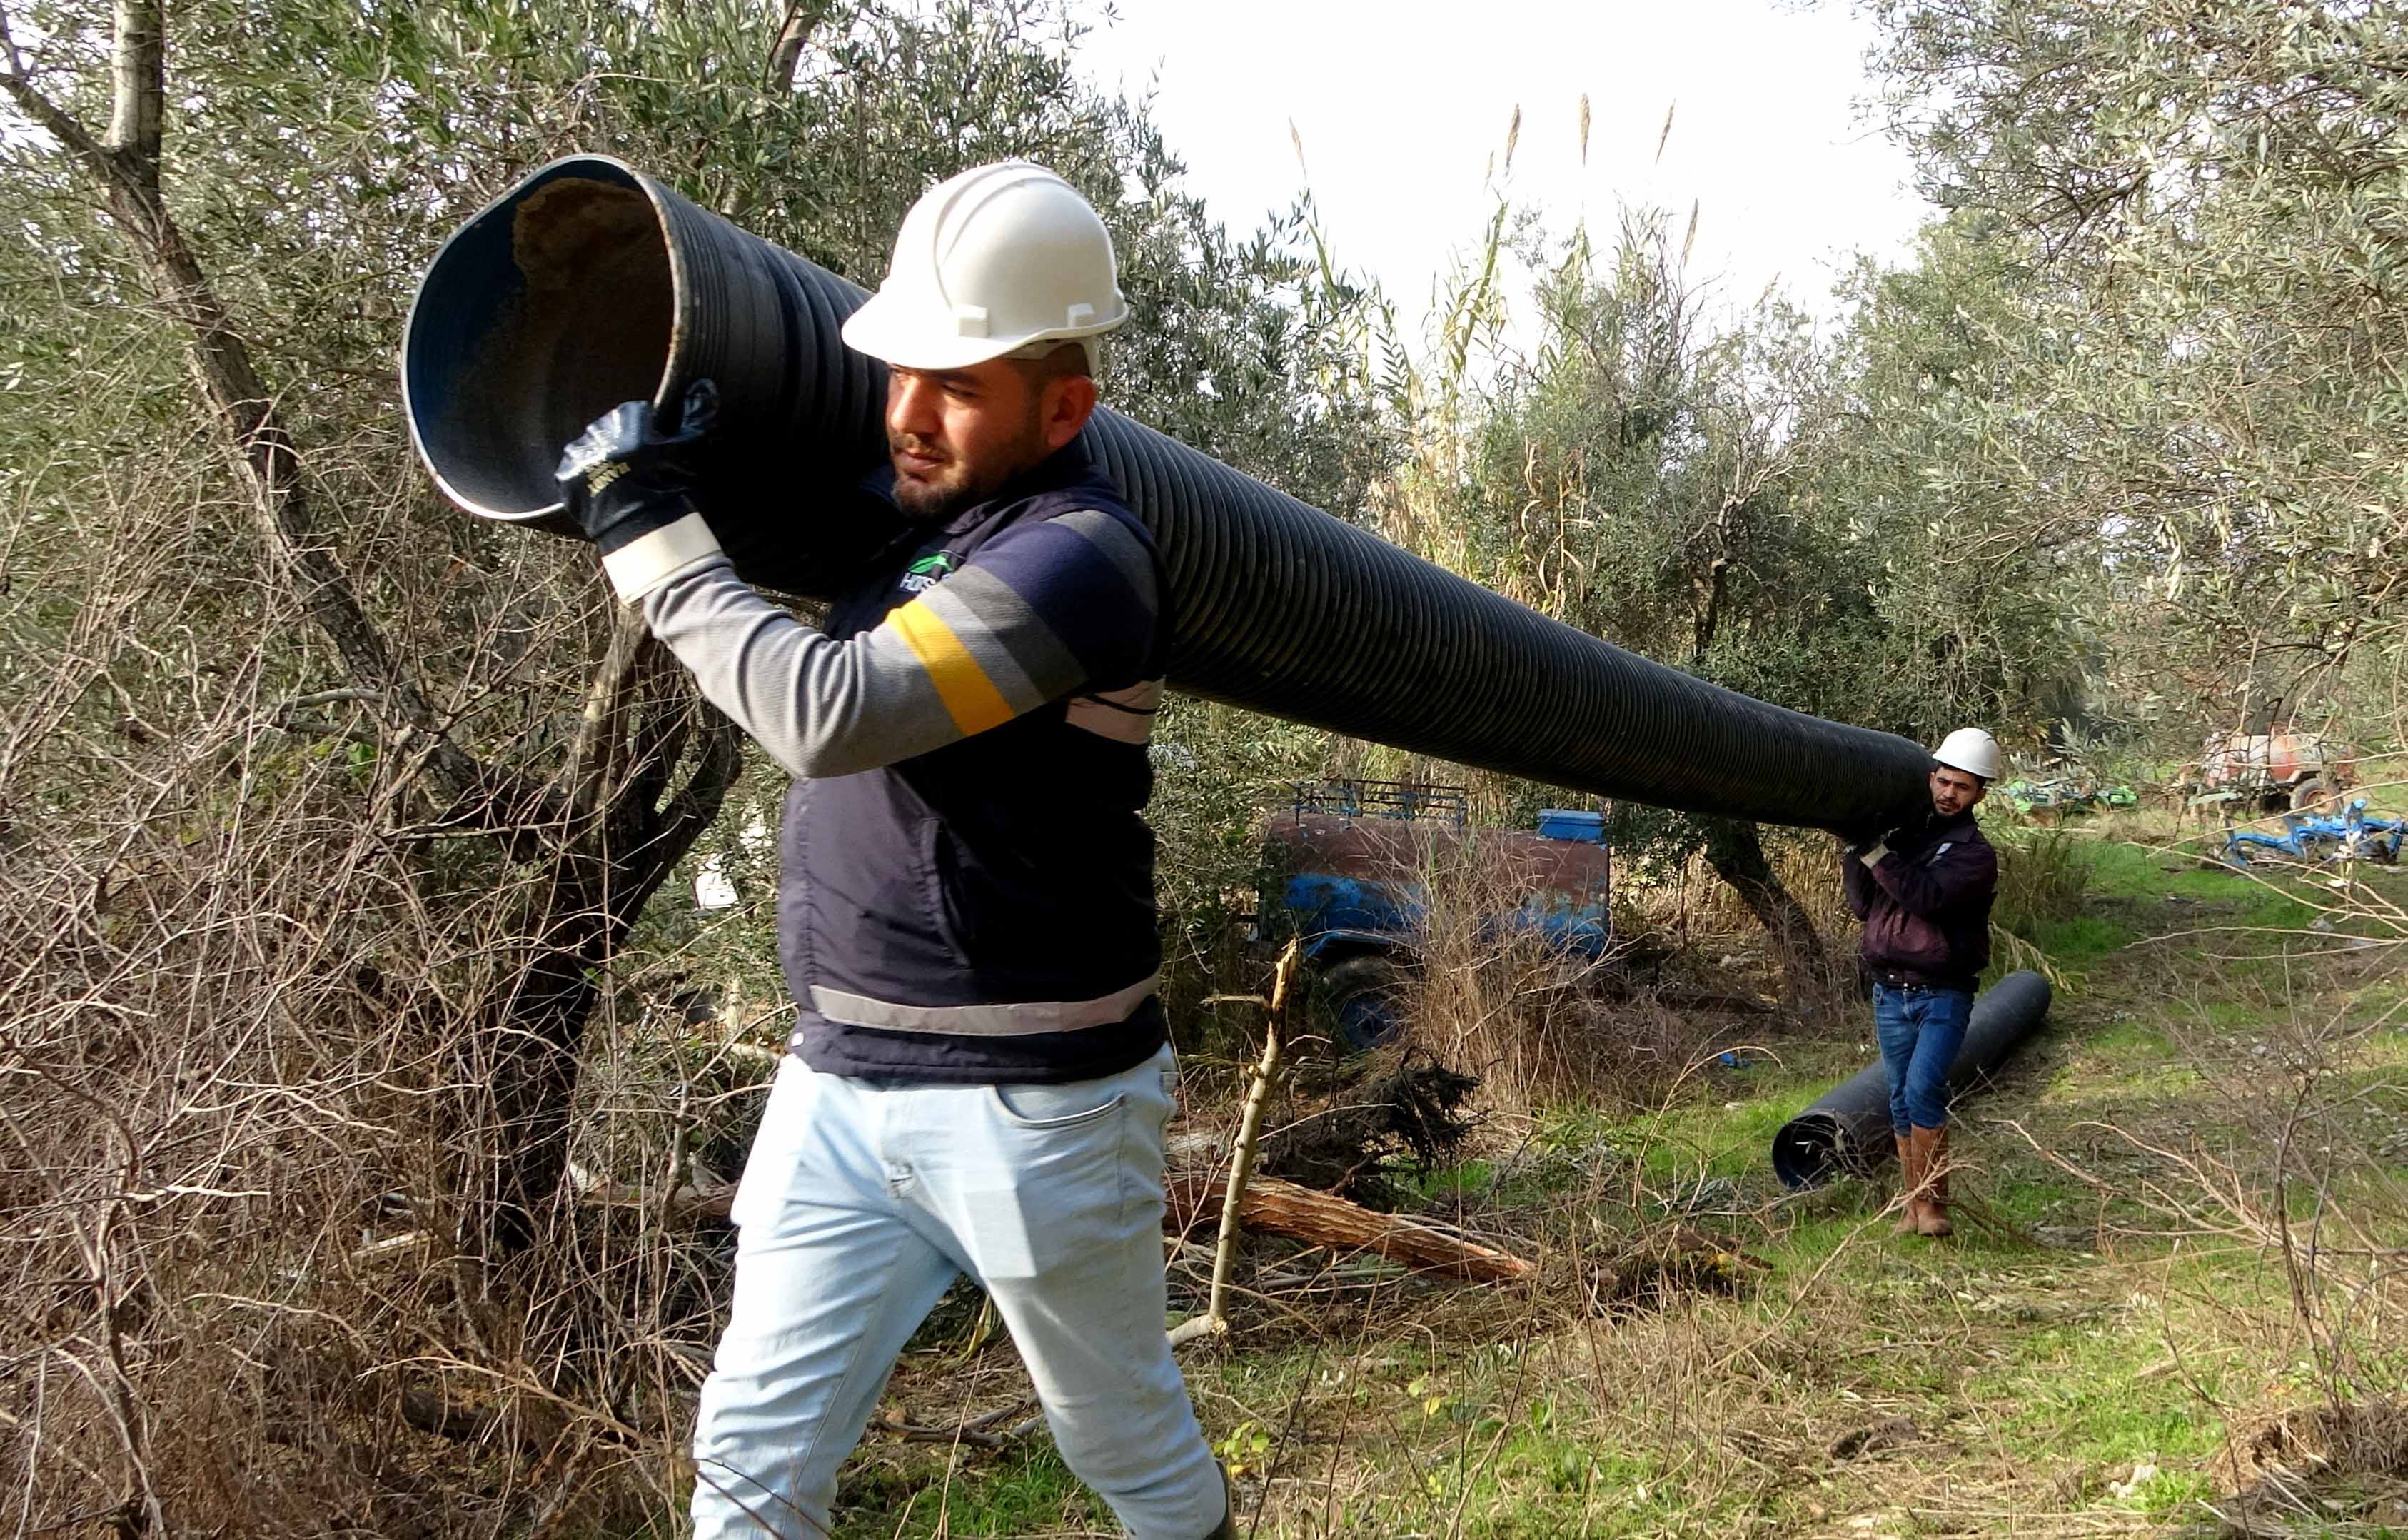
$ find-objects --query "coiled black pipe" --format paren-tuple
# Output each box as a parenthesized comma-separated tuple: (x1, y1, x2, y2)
(1770, 970, 2053, 1189)
(403, 156, 1934, 830)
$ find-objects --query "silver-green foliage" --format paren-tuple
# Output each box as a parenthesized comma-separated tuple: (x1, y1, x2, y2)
(1867, 0, 2408, 723)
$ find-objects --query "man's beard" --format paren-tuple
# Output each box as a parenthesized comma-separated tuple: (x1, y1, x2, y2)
(892, 460, 999, 523)
(890, 416, 1049, 523)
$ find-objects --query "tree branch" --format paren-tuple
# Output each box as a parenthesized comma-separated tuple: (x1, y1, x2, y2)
(10, 0, 514, 822)
(619, 653, 697, 820)
(610, 708, 742, 922)
(1178, 942, 1299, 1345)
(765, 0, 828, 91)
(0, 4, 109, 168)
(564, 608, 652, 817)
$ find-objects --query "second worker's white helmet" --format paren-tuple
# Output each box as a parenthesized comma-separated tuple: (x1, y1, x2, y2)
(840, 161, 1129, 374)
(1932, 727, 2002, 782)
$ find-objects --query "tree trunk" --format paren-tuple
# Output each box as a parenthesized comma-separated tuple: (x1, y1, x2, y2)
(1690, 551, 1730, 660)
(473, 646, 744, 1255)
(1701, 816, 1832, 1001)
(765, 0, 835, 89)
(1687, 494, 1738, 663)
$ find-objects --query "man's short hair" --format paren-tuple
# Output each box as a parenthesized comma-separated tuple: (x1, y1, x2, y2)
(1006, 340, 1097, 387)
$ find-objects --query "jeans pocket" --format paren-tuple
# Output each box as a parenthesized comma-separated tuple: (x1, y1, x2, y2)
(989, 1079, 1127, 1130)
(965, 1078, 1135, 1275)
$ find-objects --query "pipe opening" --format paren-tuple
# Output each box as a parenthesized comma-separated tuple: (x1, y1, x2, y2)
(403, 161, 675, 520)
(1771, 1112, 1842, 1190)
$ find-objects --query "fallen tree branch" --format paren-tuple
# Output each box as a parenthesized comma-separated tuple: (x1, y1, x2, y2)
(1164, 1172, 1534, 1284)
(868, 1411, 1007, 1451)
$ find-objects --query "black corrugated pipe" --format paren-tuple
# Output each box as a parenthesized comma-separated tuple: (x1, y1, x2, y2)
(1770, 970, 2053, 1189)
(403, 156, 1933, 830)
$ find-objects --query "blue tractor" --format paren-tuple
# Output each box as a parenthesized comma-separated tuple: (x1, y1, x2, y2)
(2220, 798, 2405, 868)
(1258, 780, 1615, 1050)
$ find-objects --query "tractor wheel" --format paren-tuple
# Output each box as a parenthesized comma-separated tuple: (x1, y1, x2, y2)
(1318, 955, 1413, 1053)
(2289, 777, 2331, 815)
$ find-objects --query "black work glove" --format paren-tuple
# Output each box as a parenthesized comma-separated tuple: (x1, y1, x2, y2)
(1840, 800, 1917, 862)
(1836, 821, 1885, 852)
(555, 378, 719, 555)
(1837, 815, 1897, 853)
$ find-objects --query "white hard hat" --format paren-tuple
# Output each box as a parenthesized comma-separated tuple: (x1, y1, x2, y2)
(1933, 727, 2002, 782)
(840, 161, 1128, 373)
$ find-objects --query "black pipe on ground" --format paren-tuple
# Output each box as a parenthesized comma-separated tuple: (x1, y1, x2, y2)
(1770, 970, 2053, 1189)
(403, 156, 1934, 831)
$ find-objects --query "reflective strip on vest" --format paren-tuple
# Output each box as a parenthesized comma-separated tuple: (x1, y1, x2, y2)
(809, 971, 1162, 1037)
(884, 596, 1017, 735)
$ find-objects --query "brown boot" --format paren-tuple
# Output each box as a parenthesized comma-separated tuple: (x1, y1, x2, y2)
(1892, 1132, 1923, 1235)
(1910, 1125, 1954, 1238)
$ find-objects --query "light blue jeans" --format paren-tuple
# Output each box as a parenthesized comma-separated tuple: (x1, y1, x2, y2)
(1873, 982, 1973, 1132)
(689, 1044, 1224, 1539)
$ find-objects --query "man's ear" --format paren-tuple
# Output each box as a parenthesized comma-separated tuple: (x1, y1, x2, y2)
(1970, 780, 1988, 806)
(1040, 374, 1099, 452)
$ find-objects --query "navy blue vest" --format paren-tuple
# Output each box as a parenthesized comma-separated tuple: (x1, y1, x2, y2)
(778, 443, 1167, 1082)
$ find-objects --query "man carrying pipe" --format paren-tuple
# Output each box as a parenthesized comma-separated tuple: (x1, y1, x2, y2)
(1840, 728, 2002, 1238)
(550, 163, 1231, 1539)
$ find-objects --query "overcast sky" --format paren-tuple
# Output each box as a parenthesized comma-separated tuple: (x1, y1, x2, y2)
(1069, 0, 1935, 340)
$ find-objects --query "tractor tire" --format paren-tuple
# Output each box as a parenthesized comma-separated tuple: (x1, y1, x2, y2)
(1318, 955, 1413, 1053)
(2289, 777, 2331, 815)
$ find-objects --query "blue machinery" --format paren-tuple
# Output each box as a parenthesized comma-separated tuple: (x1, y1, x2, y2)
(2219, 799, 2404, 868)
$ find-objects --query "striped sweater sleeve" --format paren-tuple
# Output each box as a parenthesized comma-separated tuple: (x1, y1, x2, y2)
(624, 509, 1159, 778)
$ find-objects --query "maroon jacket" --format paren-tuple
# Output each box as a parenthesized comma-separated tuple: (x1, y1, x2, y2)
(1842, 808, 1998, 990)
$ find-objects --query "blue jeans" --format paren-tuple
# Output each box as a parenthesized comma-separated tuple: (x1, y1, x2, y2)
(1873, 982, 1973, 1132)
(690, 1045, 1224, 1539)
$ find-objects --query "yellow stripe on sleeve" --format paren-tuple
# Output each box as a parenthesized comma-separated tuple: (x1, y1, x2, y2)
(885, 599, 1017, 735)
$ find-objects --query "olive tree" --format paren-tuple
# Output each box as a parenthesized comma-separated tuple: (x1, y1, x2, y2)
(0, 1, 1383, 1528)
(1866, 0, 2408, 728)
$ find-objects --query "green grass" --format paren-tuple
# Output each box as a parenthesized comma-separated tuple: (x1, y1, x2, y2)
(835, 1448, 1100, 1538)
(2028, 912, 2131, 968)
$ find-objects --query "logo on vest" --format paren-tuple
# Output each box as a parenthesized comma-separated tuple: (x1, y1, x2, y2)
(900, 550, 960, 594)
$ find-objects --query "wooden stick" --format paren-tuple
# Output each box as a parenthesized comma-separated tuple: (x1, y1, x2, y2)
(867, 1402, 1039, 1451)
(1189, 942, 1301, 1340)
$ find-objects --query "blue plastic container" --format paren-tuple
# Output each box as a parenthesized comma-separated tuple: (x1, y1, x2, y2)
(1536, 809, 1606, 843)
